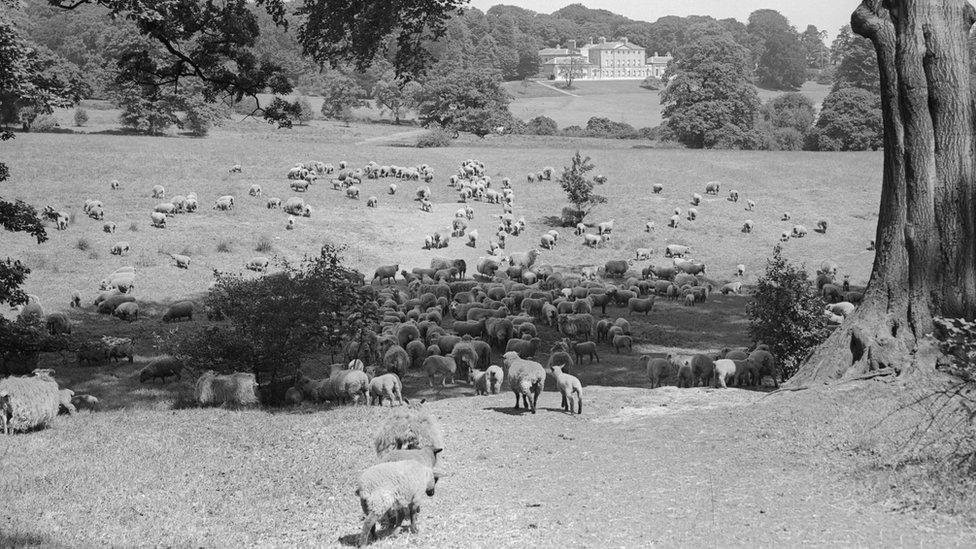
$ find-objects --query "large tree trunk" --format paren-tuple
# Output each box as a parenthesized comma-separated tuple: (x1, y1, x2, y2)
(791, 0, 976, 385)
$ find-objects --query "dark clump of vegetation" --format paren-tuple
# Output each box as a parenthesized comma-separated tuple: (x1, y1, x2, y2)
(747, 245, 830, 380)
(416, 128, 453, 148)
(75, 237, 91, 251)
(216, 240, 232, 253)
(255, 236, 274, 253)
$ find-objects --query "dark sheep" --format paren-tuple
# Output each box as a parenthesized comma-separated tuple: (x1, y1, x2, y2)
(162, 301, 194, 322)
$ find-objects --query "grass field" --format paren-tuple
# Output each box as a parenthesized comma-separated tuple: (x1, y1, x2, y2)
(8, 116, 974, 546)
(503, 80, 833, 130)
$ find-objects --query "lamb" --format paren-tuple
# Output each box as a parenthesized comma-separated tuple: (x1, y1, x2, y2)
(423, 356, 456, 387)
(170, 253, 190, 269)
(741, 220, 755, 233)
(162, 301, 194, 322)
(612, 334, 633, 353)
(369, 374, 405, 406)
(573, 341, 599, 364)
(550, 365, 582, 414)
(151, 211, 167, 228)
(195, 370, 258, 406)
(355, 460, 439, 547)
(70, 394, 100, 412)
(503, 351, 545, 414)
(139, 357, 183, 383)
(640, 355, 669, 388)
(246, 257, 270, 272)
(745, 199, 756, 211)
(58, 388, 77, 415)
(151, 184, 165, 198)
(0, 369, 60, 433)
(690, 193, 702, 206)
(816, 219, 829, 233)
(110, 241, 130, 256)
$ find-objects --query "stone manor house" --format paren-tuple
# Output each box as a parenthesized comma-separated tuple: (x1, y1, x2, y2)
(539, 36, 672, 81)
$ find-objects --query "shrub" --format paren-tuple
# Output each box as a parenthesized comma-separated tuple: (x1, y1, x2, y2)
(805, 86, 883, 151)
(639, 76, 664, 90)
(31, 114, 59, 132)
(705, 125, 765, 150)
(584, 117, 636, 139)
(216, 240, 232, 253)
(75, 237, 90, 251)
(73, 107, 89, 127)
(416, 128, 452, 148)
(525, 116, 558, 136)
(295, 97, 314, 124)
(255, 236, 274, 253)
(747, 245, 830, 380)
(560, 125, 585, 137)
(767, 127, 805, 151)
(128, 221, 138, 232)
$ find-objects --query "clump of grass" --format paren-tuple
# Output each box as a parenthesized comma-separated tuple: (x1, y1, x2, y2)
(180, 246, 193, 256)
(129, 222, 139, 232)
(76, 237, 91, 251)
(255, 236, 274, 253)
(68, 212, 77, 224)
(135, 252, 157, 268)
(88, 250, 100, 260)
(216, 240, 233, 253)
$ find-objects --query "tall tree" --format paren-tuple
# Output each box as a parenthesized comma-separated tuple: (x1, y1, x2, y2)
(794, 0, 976, 384)
(831, 24, 881, 93)
(661, 30, 761, 148)
(414, 66, 512, 137)
(800, 25, 830, 70)
(747, 9, 806, 90)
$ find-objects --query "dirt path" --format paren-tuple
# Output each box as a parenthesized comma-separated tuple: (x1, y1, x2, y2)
(532, 80, 580, 97)
(3, 385, 974, 547)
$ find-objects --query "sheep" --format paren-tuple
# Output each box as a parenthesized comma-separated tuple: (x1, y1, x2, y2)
(423, 356, 456, 387)
(70, 394, 100, 413)
(195, 370, 258, 406)
(69, 290, 81, 308)
(466, 230, 478, 248)
(780, 231, 790, 242)
(705, 181, 720, 195)
(668, 215, 680, 229)
(741, 220, 755, 233)
(0, 369, 60, 433)
(44, 312, 71, 335)
(346, 186, 361, 199)
(109, 241, 130, 256)
(114, 301, 139, 321)
(246, 257, 270, 272)
(355, 460, 439, 547)
(627, 297, 654, 315)
(728, 189, 739, 202)
(540, 234, 556, 249)
(373, 264, 399, 285)
(503, 351, 545, 414)
(645, 221, 655, 233)
(162, 301, 194, 322)
(213, 195, 235, 211)
(139, 357, 183, 383)
(652, 183, 663, 194)
(736, 264, 746, 277)
(691, 193, 702, 206)
(781, 212, 791, 221)
(388, 183, 398, 195)
(712, 359, 737, 388)
(816, 219, 829, 233)
(597, 219, 615, 235)
(612, 334, 633, 353)
(550, 365, 582, 415)
(745, 199, 756, 211)
(369, 374, 405, 406)
(721, 281, 743, 295)
(635, 247, 654, 261)
(640, 355, 669, 388)
(573, 341, 599, 364)
(170, 253, 190, 269)
(97, 295, 135, 315)
(364, 196, 378, 208)
(792, 224, 808, 238)
(57, 388, 77, 415)
(150, 211, 166, 228)
(154, 202, 176, 217)
(687, 208, 698, 221)
(373, 402, 445, 455)
(505, 337, 541, 359)
(103, 336, 134, 363)
(151, 184, 165, 198)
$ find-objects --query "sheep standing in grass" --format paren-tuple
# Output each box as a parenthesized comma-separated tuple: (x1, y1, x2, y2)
(423, 356, 456, 387)
(0, 369, 61, 433)
(369, 374, 405, 406)
(374, 402, 445, 456)
(503, 351, 545, 414)
(195, 370, 258, 406)
(162, 301, 193, 322)
(139, 357, 182, 383)
(691, 193, 701, 206)
(151, 212, 166, 228)
(745, 199, 756, 211)
(152, 185, 165, 198)
(356, 460, 439, 547)
(742, 220, 755, 233)
(728, 189, 739, 202)
(170, 253, 190, 269)
(550, 365, 582, 414)
(652, 183, 663, 193)
(817, 219, 829, 233)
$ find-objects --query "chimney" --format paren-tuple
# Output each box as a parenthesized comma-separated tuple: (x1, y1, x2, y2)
(568, 39, 577, 50)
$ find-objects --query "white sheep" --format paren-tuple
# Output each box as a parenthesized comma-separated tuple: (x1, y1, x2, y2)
(550, 365, 582, 414)
(503, 351, 545, 413)
(367, 196, 378, 208)
(170, 253, 190, 269)
(728, 189, 739, 202)
(355, 460, 439, 546)
(369, 373, 405, 406)
(745, 199, 756, 211)
(103, 221, 116, 233)
(645, 221, 655, 232)
(691, 193, 702, 206)
(286, 216, 295, 230)
(267, 197, 282, 209)
(782, 212, 791, 221)
(150, 212, 166, 228)
(0, 369, 61, 433)
(687, 208, 698, 221)
(388, 183, 397, 195)
(742, 220, 755, 233)
(110, 179, 120, 190)
(736, 264, 745, 277)
(110, 241, 129, 256)
(466, 230, 478, 248)
(668, 215, 680, 228)
(151, 185, 165, 198)
(574, 223, 586, 236)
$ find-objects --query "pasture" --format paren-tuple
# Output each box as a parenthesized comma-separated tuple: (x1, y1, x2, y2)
(4, 116, 879, 313)
(8, 117, 972, 546)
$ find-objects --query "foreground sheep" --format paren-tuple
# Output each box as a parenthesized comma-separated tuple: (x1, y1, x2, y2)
(0, 369, 60, 433)
(356, 460, 439, 547)
(162, 301, 193, 322)
(373, 402, 445, 455)
(195, 370, 258, 406)
(503, 351, 545, 414)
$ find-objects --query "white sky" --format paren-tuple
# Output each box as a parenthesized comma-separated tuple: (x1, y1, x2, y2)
(466, 0, 854, 41)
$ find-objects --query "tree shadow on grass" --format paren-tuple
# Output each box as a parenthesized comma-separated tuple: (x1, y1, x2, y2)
(0, 529, 49, 548)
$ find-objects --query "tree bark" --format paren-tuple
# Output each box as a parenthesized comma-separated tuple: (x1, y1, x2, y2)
(791, 0, 976, 385)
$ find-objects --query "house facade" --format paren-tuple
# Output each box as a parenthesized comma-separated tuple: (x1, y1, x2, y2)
(540, 37, 673, 81)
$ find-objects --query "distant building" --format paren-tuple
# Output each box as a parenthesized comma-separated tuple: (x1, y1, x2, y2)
(540, 37, 673, 81)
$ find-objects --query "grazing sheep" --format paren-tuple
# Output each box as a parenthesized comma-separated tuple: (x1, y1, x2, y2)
(652, 183, 663, 193)
(668, 215, 680, 228)
(721, 281, 743, 295)
(151, 184, 165, 198)
(712, 359, 737, 388)
(195, 370, 258, 406)
(369, 374, 405, 406)
(150, 211, 166, 228)
(540, 234, 556, 249)
(691, 193, 702, 206)
(44, 312, 71, 335)
(741, 220, 755, 233)
(503, 351, 545, 414)
(423, 356, 456, 387)
(687, 208, 698, 221)
(366, 196, 378, 208)
(213, 195, 235, 211)
(110, 241, 130, 256)
(780, 231, 790, 242)
(102, 221, 117, 234)
(266, 197, 282, 209)
(574, 223, 586, 236)
(113, 301, 139, 322)
(792, 224, 808, 238)
(645, 221, 655, 232)
(597, 219, 615, 235)
(246, 257, 270, 272)
(347, 186, 361, 199)
(782, 212, 791, 221)
(103, 336, 134, 363)
(665, 244, 690, 258)
(355, 460, 439, 547)
(816, 219, 829, 233)
(0, 369, 60, 433)
(745, 199, 756, 211)
(612, 334, 633, 353)
(705, 181, 720, 195)
(640, 355, 669, 388)
(97, 294, 135, 315)
(139, 357, 182, 383)
(728, 189, 739, 202)
(550, 365, 582, 414)
(373, 264, 399, 285)
(573, 341, 599, 364)
(373, 402, 445, 455)
(170, 253, 190, 269)
(70, 394, 100, 412)
(162, 301, 193, 322)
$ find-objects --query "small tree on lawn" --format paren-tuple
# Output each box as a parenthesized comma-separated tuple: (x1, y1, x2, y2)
(559, 57, 587, 89)
(185, 245, 377, 384)
(557, 151, 606, 226)
(320, 73, 367, 121)
(747, 245, 830, 380)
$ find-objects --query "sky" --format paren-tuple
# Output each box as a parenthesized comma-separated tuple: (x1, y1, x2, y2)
(466, 0, 853, 41)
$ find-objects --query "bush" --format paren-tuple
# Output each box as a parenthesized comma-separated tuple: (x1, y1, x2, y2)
(747, 245, 830, 380)
(416, 128, 453, 148)
(766, 127, 805, 151)
(216, 240, 232, 253)
(128, 221, 138, 232)
(584, 117, 636, 139)
(525, 116, 558, 136)
(805, 86, 883, 151)
(640, 76, 664, 90)
(73, 107, 89, 127)
(705, 125, 765, 150)
(31, 114, 59, 132)
(560, 125, 585, 137)
(255, 236, 274, 253)
(295, 97, 314, 124)
(75, 237, 90, 251)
